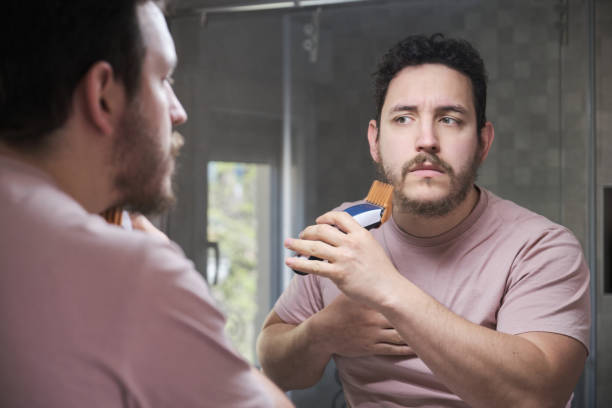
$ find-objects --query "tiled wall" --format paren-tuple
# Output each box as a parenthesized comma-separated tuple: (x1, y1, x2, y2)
(169, 0, 608, 405)
(168, 12, 284, 273)
(596, 0, 612, 405)
(290, 0, 588, 237)
(561, 0, 590, 253)
(289, 1, 593, 405)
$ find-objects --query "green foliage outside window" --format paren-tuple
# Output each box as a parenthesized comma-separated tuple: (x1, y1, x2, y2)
(207, 162, 258, 363)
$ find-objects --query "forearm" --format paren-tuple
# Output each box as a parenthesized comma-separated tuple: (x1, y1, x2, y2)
(381, 278, 578, 408)
(250, 367, 294, 407)
(256, 315, 332, 390)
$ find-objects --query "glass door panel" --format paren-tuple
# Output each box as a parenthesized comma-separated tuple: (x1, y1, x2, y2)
(207, 161, 272, 364)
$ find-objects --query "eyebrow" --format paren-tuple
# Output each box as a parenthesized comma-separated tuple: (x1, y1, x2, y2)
(389, 105, 417, 113)
(437, 105, 468, 115)
(388, 104, 468, 115)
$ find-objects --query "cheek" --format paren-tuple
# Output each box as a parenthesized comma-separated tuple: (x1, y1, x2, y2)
(446, 140, 480, 171)
(146, 83, 170, 119)
(379, 134, 409, 160)
(381, 143, 413, 173)
(379, 151, 407, 183)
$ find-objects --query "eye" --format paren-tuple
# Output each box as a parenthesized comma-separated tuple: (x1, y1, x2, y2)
(440, 116, 460, 125)
(395, 115, 412, 124)
(164, 75, 175, 86)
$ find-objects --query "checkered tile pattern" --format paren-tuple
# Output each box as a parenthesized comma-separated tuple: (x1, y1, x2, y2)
(169, 0, 604, 404)
(287, 0, 588, 234)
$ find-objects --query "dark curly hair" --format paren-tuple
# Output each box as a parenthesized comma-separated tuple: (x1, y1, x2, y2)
(373, 33, 487, 131)
(0, 0, 168, 152)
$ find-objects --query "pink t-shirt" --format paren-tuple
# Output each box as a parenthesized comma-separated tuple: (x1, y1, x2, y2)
(275, 188, 590, 408)
(0, 156, 272, 407)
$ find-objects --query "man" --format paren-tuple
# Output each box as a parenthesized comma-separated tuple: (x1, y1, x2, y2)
(0, 1, 291, 407)
(257, 34, 590, 408)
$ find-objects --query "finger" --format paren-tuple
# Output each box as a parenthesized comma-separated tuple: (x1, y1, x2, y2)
(376, 316, 396, 329)
(372, 343, 416, 356)
(285, 254, 336, 278)
(284, 237, 338, 262)
(315, 211, 363, 234)
(129, 213, 146, 228)
(299, 223, 347, 247)
(129, 214, 169, 241)
(379, 329, 407, 345)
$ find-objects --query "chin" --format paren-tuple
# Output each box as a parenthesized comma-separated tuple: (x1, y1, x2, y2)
(153, 173, 174, 204)
(403, 180, 449, 198)
(406, 193, 450, 206)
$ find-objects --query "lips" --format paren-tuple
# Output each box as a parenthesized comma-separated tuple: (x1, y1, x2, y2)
(409, 162, 444, 173)
(400, 154, 454, 181)
(170, 130, 184, 158)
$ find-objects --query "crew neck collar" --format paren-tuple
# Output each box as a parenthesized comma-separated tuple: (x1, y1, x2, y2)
(385, 186, 489, 247)
(0, 154, 57, 186)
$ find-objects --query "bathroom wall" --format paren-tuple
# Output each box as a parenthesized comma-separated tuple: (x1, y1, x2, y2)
(288, 0, 586, 238)
(287, 1, 594, 405)
(168, 11, 284, 275)
(596, 0, 612, 405)
(167, 0, 609, 405)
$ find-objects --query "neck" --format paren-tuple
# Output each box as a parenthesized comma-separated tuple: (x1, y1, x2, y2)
(0, 138, 117, 215)
(391, 186, 480, 238)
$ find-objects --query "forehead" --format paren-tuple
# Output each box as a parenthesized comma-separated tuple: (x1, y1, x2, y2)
(137, 2, 176, 70)
(383, 64, 475, 112)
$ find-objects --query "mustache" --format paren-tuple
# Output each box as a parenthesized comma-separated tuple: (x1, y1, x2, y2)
(170, 130, 185, 159)
(400, 152, 454, 180)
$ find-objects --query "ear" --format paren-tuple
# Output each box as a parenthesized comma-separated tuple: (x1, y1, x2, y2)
(478, 121, 495, 163)
(367, 120, 381, 163)
(81, 61, 127, 136)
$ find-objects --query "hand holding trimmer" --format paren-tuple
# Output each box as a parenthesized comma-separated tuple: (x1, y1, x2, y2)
(293, 180, 393, 275)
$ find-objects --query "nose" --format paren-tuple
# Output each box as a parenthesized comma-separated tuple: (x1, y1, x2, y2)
(415, 122, 439, 154)
(169, 89, 188, 126)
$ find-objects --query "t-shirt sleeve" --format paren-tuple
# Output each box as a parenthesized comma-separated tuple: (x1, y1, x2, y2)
(496, 226, 591, 352)
(123, 241, 273, 407)
(274, 273, 325, 325)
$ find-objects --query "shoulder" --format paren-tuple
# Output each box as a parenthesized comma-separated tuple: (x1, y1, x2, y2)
(12, 178, 211, 312)
(82, 221, 212, 310)
(483, 189, 580, 245)
(482, 191, 588, 299)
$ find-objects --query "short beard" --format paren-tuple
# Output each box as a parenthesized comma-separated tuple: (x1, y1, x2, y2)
(110, 101, 182, 215)
(376, 149, 481, 218)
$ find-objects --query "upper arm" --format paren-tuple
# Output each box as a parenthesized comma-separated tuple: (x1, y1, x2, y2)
(271, 273, 329, 325)
(126, 244, 274, 407)
(262, 309, 290, 330)
(498, 228, 590, 351)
